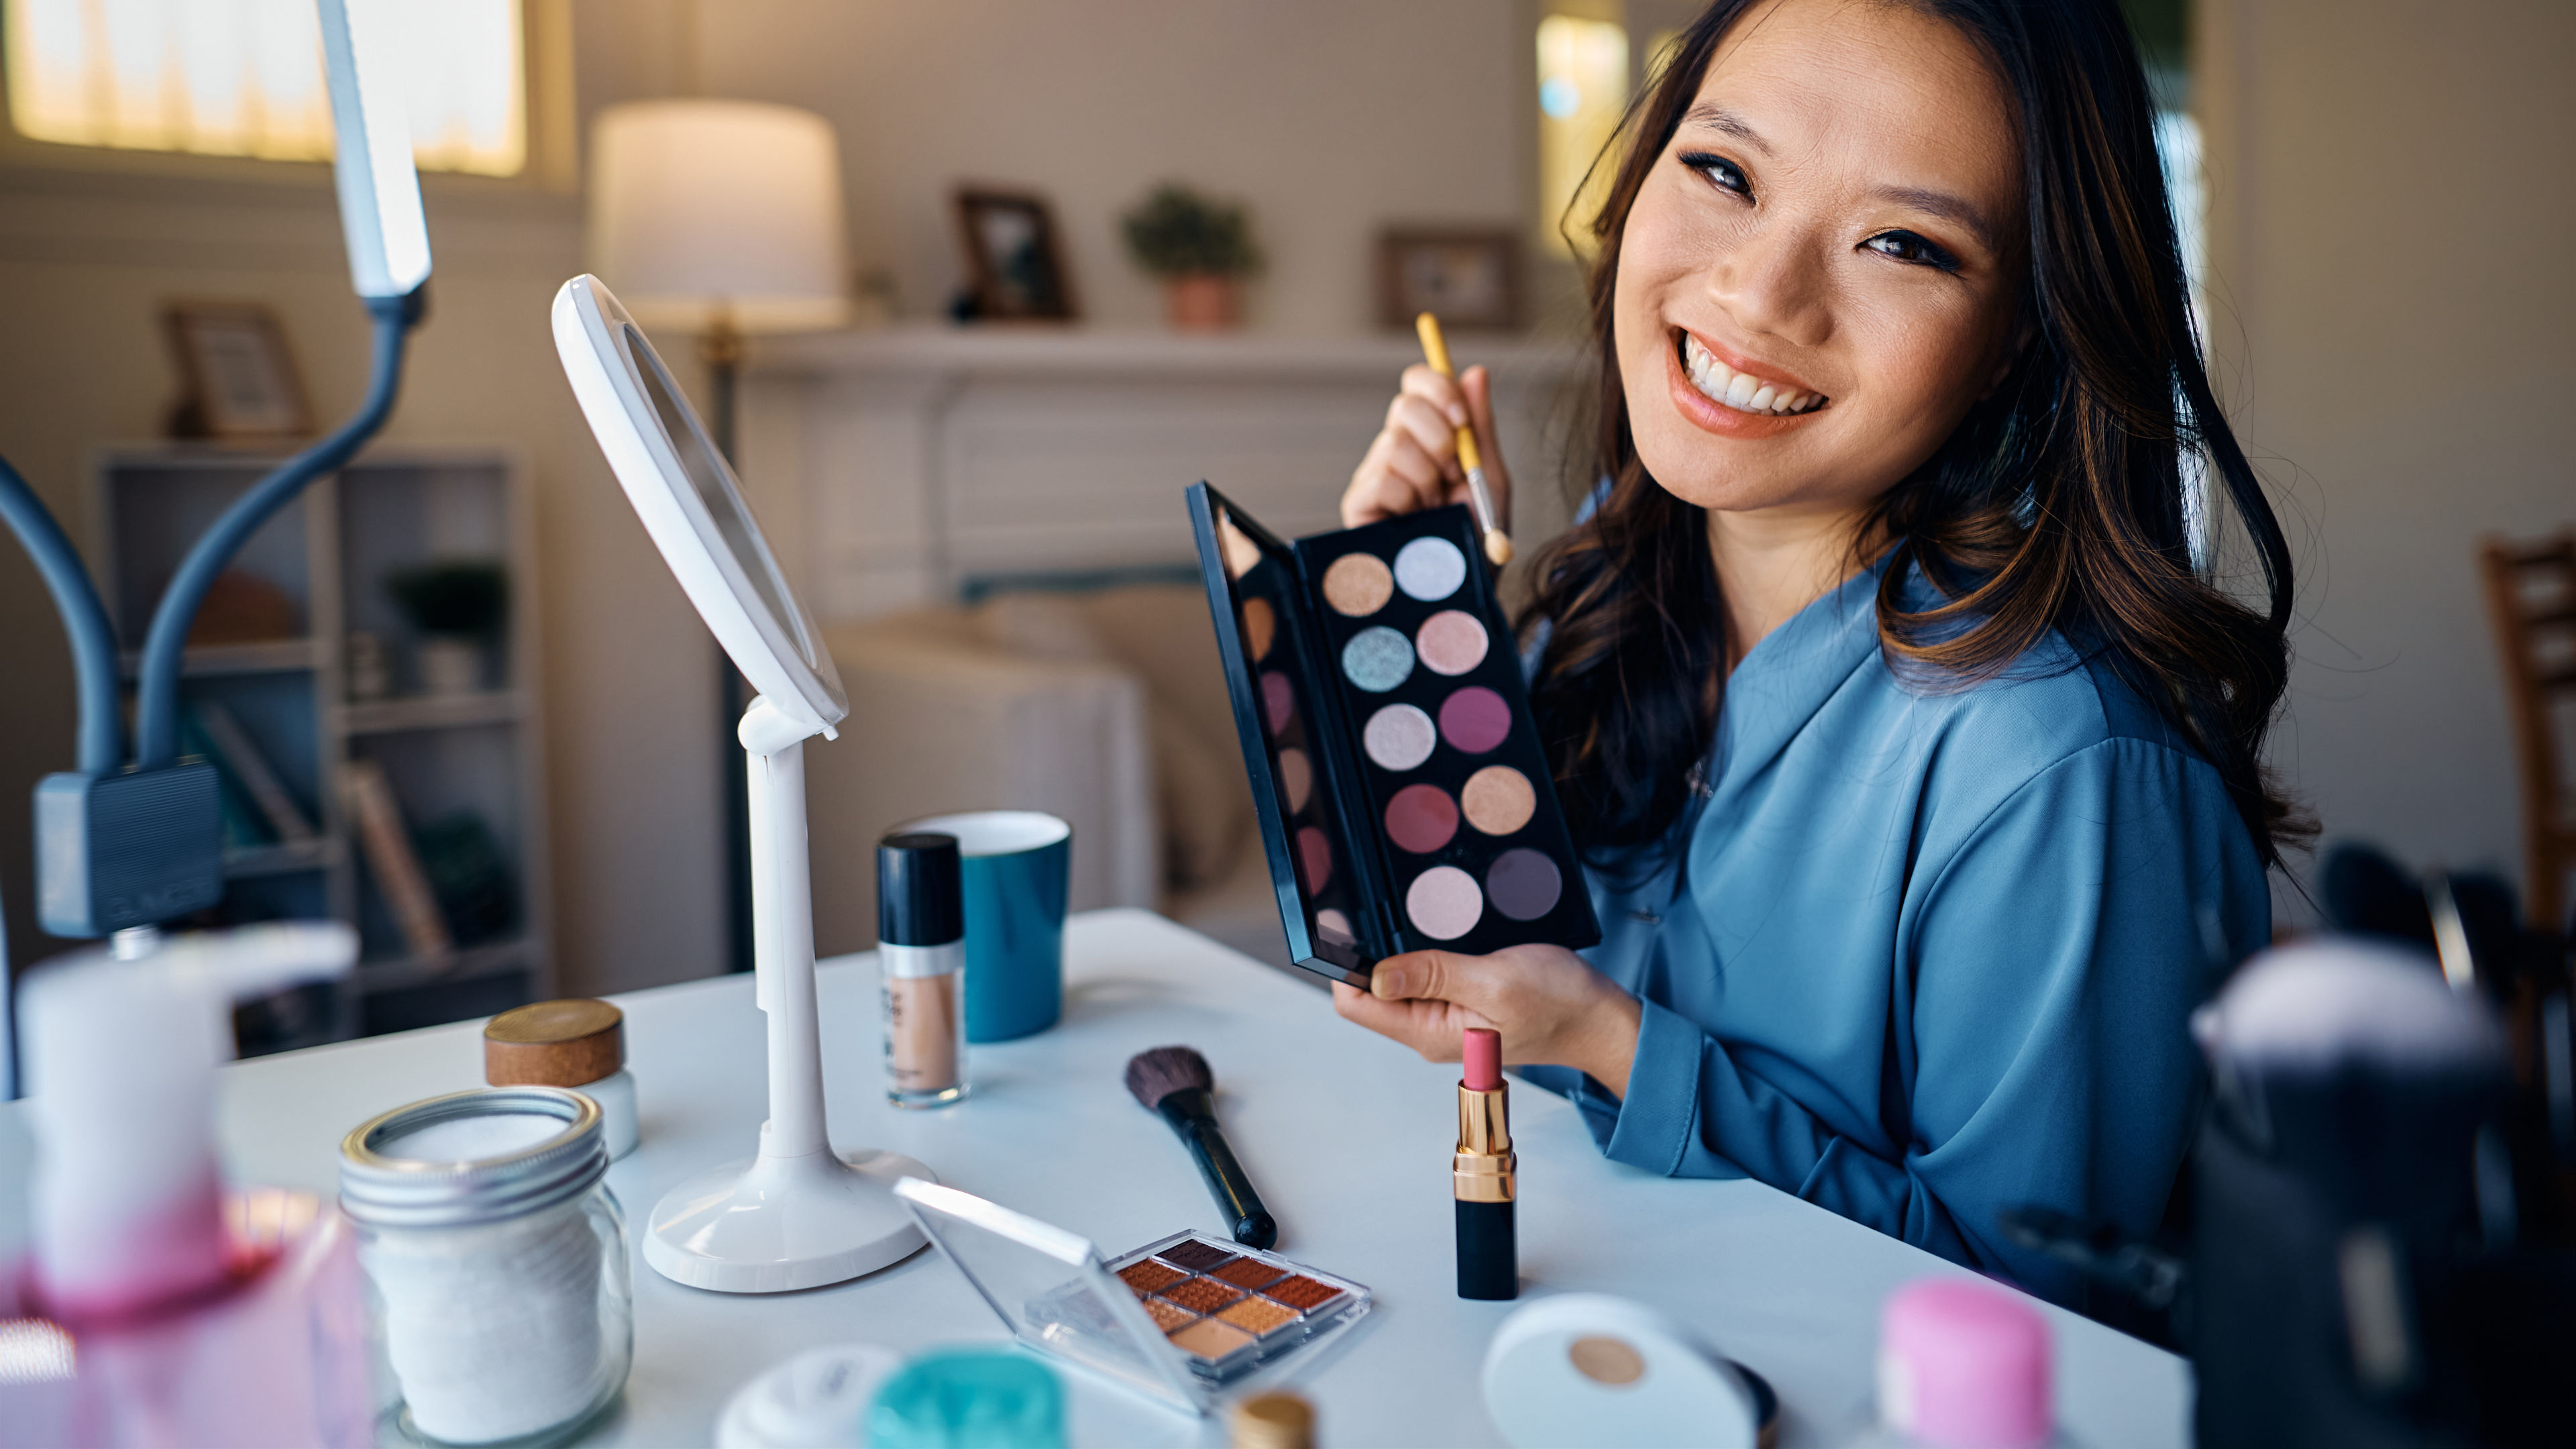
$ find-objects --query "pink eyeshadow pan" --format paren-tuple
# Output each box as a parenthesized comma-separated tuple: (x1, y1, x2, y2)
(1260, 672, 1295, 733)
(1385, 784, 1458, 854)
(1439, 686, 1511, 754)
(1415, 610, 1489, 676)
(1405, 865, 1483, 940)
(1295, 826, 1332, 892)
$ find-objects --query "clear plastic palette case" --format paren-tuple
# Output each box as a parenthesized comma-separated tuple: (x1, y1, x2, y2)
(896, 1179, 1371, 1416)
(1187, 482, 1600, 984)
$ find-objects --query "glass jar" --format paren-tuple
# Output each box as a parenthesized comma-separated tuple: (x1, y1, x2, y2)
(339, 1087, 633, 1448)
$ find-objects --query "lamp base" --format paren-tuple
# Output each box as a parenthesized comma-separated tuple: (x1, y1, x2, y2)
(643, 1145, 932, 1293)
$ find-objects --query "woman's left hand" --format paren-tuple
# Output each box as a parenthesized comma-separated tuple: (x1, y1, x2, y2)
(1332, 943, 1644, 1099)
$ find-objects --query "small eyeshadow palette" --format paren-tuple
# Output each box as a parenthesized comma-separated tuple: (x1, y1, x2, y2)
(896, 1178, 1373, 1416)
(1187, 482, 1600, 983)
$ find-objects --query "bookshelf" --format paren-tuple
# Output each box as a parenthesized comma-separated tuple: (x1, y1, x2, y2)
(94, 443, 551, 1053)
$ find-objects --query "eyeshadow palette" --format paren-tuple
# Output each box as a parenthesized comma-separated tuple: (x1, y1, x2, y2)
(1187, 482, 1600, 983)
(1104, 1230, 1370, 1385)
(896, 1178, 1373, 1416)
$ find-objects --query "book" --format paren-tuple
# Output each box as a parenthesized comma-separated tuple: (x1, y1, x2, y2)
(337, 759, 453, 959)
(178, 708, 274, 851)
(191, 700, 317, 843)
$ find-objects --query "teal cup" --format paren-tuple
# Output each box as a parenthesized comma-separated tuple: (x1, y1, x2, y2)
(898, 810, 1071, 1042)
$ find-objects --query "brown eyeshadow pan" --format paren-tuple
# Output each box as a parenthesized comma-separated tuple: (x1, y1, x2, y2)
(1168, 1316, 1256, 1360)
(1141, 1297, 1197, 1332)
(1217, 1296, 1299, 1336)
(1117, 1259, 1188, 1294)
(1157, 1277, 1246, 1314)
(1209, 1256, 1289, 1291)
(1263, 1275, 1346, 1311)
(1155, 1238, 1236, 1272)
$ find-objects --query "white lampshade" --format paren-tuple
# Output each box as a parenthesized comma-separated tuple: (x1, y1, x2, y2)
(588, 99, 849, 333)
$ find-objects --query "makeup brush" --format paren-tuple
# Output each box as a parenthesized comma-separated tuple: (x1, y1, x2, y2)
(1124, 1045, 1279, 1249)
(1414, 311, 1513, 568)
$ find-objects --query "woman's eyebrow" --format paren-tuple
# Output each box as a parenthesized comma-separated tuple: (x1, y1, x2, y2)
(1870, 184, 1999, 254)
(1680, 102, 1770, 154)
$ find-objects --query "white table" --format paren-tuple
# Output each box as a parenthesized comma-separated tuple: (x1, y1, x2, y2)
(0, 910, 2189, 1447)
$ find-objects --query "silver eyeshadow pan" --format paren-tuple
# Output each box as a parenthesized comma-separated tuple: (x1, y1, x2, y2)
(1393, 536, 1468, 602)
(1363, 704, 1438, 771)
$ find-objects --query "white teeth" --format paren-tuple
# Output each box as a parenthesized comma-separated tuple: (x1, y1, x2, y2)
(1680, 332, 1825, 416)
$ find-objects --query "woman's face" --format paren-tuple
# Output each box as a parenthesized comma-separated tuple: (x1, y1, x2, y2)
(1615, 0, 2027, 520)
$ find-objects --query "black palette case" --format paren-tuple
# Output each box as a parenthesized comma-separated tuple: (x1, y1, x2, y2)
(1187, 482, 1598, 985)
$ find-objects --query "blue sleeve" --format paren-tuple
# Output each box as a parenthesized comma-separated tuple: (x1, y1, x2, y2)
(1585, 739, 2265, 1301)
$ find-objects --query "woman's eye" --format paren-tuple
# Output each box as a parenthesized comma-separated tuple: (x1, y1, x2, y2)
(1678, 151, 1749, 197)
(1863, 229, 1961, 272)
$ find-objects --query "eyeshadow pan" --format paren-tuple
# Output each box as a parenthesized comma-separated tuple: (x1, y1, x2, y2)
(1415, 610, 1489, 676)
(1260, 672, 1295, 734)
(1159, 1277, 1246, 1315)
(1385, 784, 1459, 855)
(1406, 865, 1484, 940)
(1489, 848, 1564, 922)
(1322, 553, 1394, 616)
(1218, 1297, 1299, 1336)
(1462, 765, 1536, 836)
(1342, 627, 1414, 692)
(1169, 1317, 1257, 1360)
(1295, 826, 1332, 891)
(1278, 747, 1313, 813)
(1439, 686, 1512, 754)
(1263, 1275, 1346, 1311)
(1393, 536, 1468, 602)
(1142, 1297, 1198, 1332)
(1316, 908, 1356, 945)
(1118, 1259, 1189, 1294)
(1362, 704, 1437, 771)
(1209, 1257, 1289, 1291)
(1157, 1238, 1237, 1271)
(1242, 598, 1276, 662)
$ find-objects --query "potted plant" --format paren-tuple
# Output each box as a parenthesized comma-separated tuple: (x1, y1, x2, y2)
(385, 559, 508, 696)
(1122, 183, 1261, 331)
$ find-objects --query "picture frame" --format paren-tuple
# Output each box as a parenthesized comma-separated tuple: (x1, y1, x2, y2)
(1376, 228, 1521, 332)
(953, 186, 1079, 322)
(163, 301, 313, 439)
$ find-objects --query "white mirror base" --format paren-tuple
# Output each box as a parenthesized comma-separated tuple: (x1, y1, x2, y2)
(643, 1146, 933, 1293)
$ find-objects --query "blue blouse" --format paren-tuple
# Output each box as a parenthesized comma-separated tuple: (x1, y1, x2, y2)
(1518, 551, 2269, 1305)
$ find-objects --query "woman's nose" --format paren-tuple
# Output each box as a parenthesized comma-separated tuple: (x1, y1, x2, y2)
(1702, 217, 1831, 349)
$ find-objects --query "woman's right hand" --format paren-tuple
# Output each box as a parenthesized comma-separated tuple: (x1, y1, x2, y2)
(1342, 364, 1512, 529)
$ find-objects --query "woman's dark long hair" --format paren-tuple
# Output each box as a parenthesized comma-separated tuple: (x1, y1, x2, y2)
(1525, 0, 2306, 869)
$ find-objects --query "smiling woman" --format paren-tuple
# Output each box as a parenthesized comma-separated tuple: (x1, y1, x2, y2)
(1332, 0, 2294, 1316)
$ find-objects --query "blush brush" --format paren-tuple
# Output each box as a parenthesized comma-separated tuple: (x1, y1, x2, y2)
(1124, 1045, 1279, 1249)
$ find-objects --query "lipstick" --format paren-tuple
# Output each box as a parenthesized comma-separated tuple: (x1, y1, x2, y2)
(1454, 1026, 1517, 1299)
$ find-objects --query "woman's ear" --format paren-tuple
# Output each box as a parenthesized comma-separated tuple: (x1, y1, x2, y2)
(1980, 317, 2039, 400)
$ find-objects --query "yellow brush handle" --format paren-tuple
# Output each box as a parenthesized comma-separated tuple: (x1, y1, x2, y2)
(1413, 312, 1483, 474)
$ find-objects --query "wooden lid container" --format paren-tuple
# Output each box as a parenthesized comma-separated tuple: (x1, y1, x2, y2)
(484, 999, 625, 1088)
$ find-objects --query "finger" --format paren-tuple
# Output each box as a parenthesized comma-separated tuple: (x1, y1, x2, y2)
(1460, 366, 1510, 529)
(1397, 364, 1472, 430)
(1371, 949, 1458, 1004)
(1345, 431, 1441, 526)
(1378, 432, 1455, 511)
(1334, 980, 1463, 1058)
(1388, 395, 1464, 480)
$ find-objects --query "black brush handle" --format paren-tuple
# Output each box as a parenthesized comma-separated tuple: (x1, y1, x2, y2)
(1156, 1087, 1277, 1248)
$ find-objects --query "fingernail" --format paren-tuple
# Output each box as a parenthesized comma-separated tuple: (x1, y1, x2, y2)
(1446, 405, 1468, 426)
(1373, 969, 1407, 998)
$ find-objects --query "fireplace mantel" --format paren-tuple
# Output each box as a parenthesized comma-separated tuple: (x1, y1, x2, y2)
(739, 326, 1586, 620)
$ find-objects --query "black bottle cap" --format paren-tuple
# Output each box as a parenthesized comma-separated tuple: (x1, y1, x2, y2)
(877, 832, 963, 946)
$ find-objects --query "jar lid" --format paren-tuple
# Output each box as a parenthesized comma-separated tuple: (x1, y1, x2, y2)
(484, 998, 625, 1087)
(339, 1087, 607, 1229)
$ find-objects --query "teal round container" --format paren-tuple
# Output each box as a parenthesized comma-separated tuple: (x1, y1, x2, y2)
(866, 1348, 1064, 1449)
(897, 812, 1071, 1042)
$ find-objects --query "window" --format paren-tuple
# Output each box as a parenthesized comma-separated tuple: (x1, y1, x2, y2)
(1534, 14, 1628, 257)
(5, 0, 525, 176)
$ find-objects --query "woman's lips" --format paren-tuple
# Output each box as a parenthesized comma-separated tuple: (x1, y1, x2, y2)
(1661, 331, 1829, 439)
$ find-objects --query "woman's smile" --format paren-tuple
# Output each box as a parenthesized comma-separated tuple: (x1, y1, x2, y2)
(1664, 326, 1831, 441)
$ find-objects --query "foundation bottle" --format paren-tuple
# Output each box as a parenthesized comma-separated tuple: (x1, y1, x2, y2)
(878, 830, 967, 1108)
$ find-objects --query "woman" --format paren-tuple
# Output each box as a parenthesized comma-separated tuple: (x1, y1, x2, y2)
(1336, 0, 2296, 1306)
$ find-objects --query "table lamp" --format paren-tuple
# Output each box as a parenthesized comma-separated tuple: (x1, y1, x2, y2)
(551, 274, 929, 1293)
(586, 98, 850, 977)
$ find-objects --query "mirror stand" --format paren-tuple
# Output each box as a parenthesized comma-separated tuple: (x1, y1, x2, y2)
(640, 695, 930, 1293)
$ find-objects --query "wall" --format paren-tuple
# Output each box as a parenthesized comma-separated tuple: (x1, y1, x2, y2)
(0, 0, 1545, 995)
(2196, 0, 2576, 918)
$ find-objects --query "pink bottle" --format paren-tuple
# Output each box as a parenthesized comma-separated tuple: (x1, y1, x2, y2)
(0, 924, 374, 1448)
(1844, 1277, 2071, 1449)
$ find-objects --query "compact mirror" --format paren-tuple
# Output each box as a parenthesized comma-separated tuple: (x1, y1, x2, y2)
(550, 273, 845, 734)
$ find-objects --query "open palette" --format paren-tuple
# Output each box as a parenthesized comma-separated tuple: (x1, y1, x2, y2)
(896, 1179, 1372, 1416)
(1187, 482, 1599, 983)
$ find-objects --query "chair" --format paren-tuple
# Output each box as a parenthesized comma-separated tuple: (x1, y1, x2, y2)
(2479, 531, 2576, 929)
